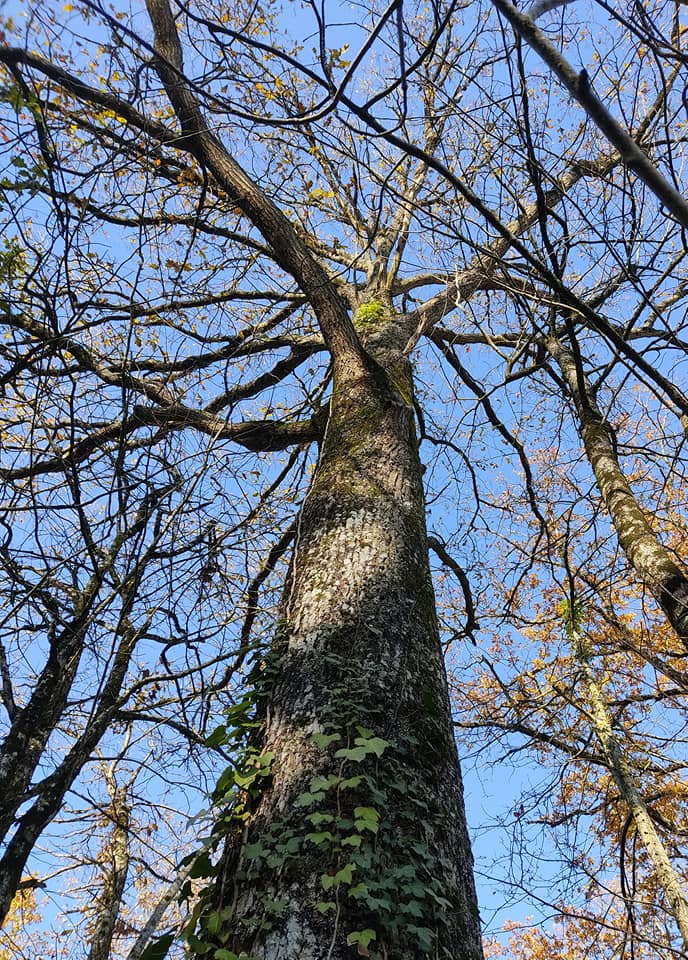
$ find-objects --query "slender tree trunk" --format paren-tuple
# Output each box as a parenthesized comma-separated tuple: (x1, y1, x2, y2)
(88, 774, 130, 960)
(204, 349, 483, 959)
(572, 630, 688, 953)
(549, 336, 688, 644)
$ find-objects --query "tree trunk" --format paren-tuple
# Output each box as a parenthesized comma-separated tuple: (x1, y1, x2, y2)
(201, 350, 483, 959)
(88, 775, 130, 960)
(548, 336, 688, 644)
(572, 629, 688, 953)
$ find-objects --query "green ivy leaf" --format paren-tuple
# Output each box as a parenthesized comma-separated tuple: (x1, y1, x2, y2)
(305, 831, 334, 845)
(321, 862, 356, 890)
(306, 812, 334, 826)
(346, 928, 377, 956)
(333, 746, 368, 762)
(399, 899, 424, 918)
(355, 725, 374, 738)
(204, 912, 223, 935)
(233, 770, 258, 789)
(339, 775, 363, 790)
(353, 735, 390, 757)
(204, 724, 228, 747)
(295, 790, 325, 807)
(353, 806, 379, 834)
(253, 751, 275, 769)
(242, 842, 264, 860)
(367, 895, 394, 913)
(283, 836, 300, 854)
(407, 925, 434, 952)
(263, 897, 287, 914)
(310, 774, 341, 791)
(311, 732, 341, 749)
(189, 852, 216, 879)
(138, 933, 175, 960)
(334, 862, 356, 884)
(347, 881, 369, 899)
(186, 933, 213, 954)
(316, 900, 337, 914)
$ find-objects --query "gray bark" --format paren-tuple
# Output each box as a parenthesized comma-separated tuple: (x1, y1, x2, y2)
(204, 350, 483, 959)
(549, 337, 688, 644)
(140, 4, 484, 953)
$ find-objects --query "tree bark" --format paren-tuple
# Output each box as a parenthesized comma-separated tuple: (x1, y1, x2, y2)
(549, 336, 688, 645)
(138, 6, 482, 954)
(201, 348, 483, 959)
(88, 774, 130, 960)
(573, 630, 688, 953)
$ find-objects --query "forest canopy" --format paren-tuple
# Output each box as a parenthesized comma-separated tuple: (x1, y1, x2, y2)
(1, 0, 688, 958)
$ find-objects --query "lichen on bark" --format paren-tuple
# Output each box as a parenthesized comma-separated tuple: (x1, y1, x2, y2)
(190, 317, 483, 960)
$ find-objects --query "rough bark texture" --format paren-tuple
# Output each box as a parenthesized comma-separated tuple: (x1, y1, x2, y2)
(549, 337, 688, 644)
(140, 7, 482, 954)
(205, 350, 483, 959)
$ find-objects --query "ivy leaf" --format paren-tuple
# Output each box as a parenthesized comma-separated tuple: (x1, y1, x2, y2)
(346, 928, 377, 956)
(189, 852, 216, 879)
(399, 899, 424, 918)
(334, 862, 356, 884)
(305, 830, 334, 845)
(284, 836, 301, 854)
(138, 933, 175, 960)
(407, 925, 434, 952)
(242, 842, 264, 860)
(204, 724, 227, 748)
(333, 746, 368, 762)
(347, 881, 369, 899)
(353, 735, 390, 757)
(311, 731, 341, 749)
(321, 862, 356, 890)
(353, 806, 380, 834)
(186, 933, 213, 954)
(233, 770, 258, 789)
(295, 790, 325, 807)
(316, 900, 337, 914)
(310, 774, 341, 791)
(339, 775, 363, 790)
(306, 812, 334, 826)
(204, 912, 223, 935)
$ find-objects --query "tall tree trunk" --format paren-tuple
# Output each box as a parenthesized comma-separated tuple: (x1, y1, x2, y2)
(201, 350, 483, 959)
(141, 9, 482, 954)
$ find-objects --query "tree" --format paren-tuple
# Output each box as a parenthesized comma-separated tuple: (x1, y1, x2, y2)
(1, 0, 688, 958)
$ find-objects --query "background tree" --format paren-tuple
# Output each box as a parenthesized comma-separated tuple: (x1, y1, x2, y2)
(1, 0, 688, 958)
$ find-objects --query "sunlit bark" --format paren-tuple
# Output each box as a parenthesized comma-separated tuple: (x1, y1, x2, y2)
(209, 342, 483, 959)
(549, 336, 688, 644)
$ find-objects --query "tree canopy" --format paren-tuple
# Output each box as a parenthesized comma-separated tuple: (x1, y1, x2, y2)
(1, 0, 688, 957)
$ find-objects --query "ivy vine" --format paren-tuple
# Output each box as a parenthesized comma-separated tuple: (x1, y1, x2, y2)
(143, 647, 461, 960)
